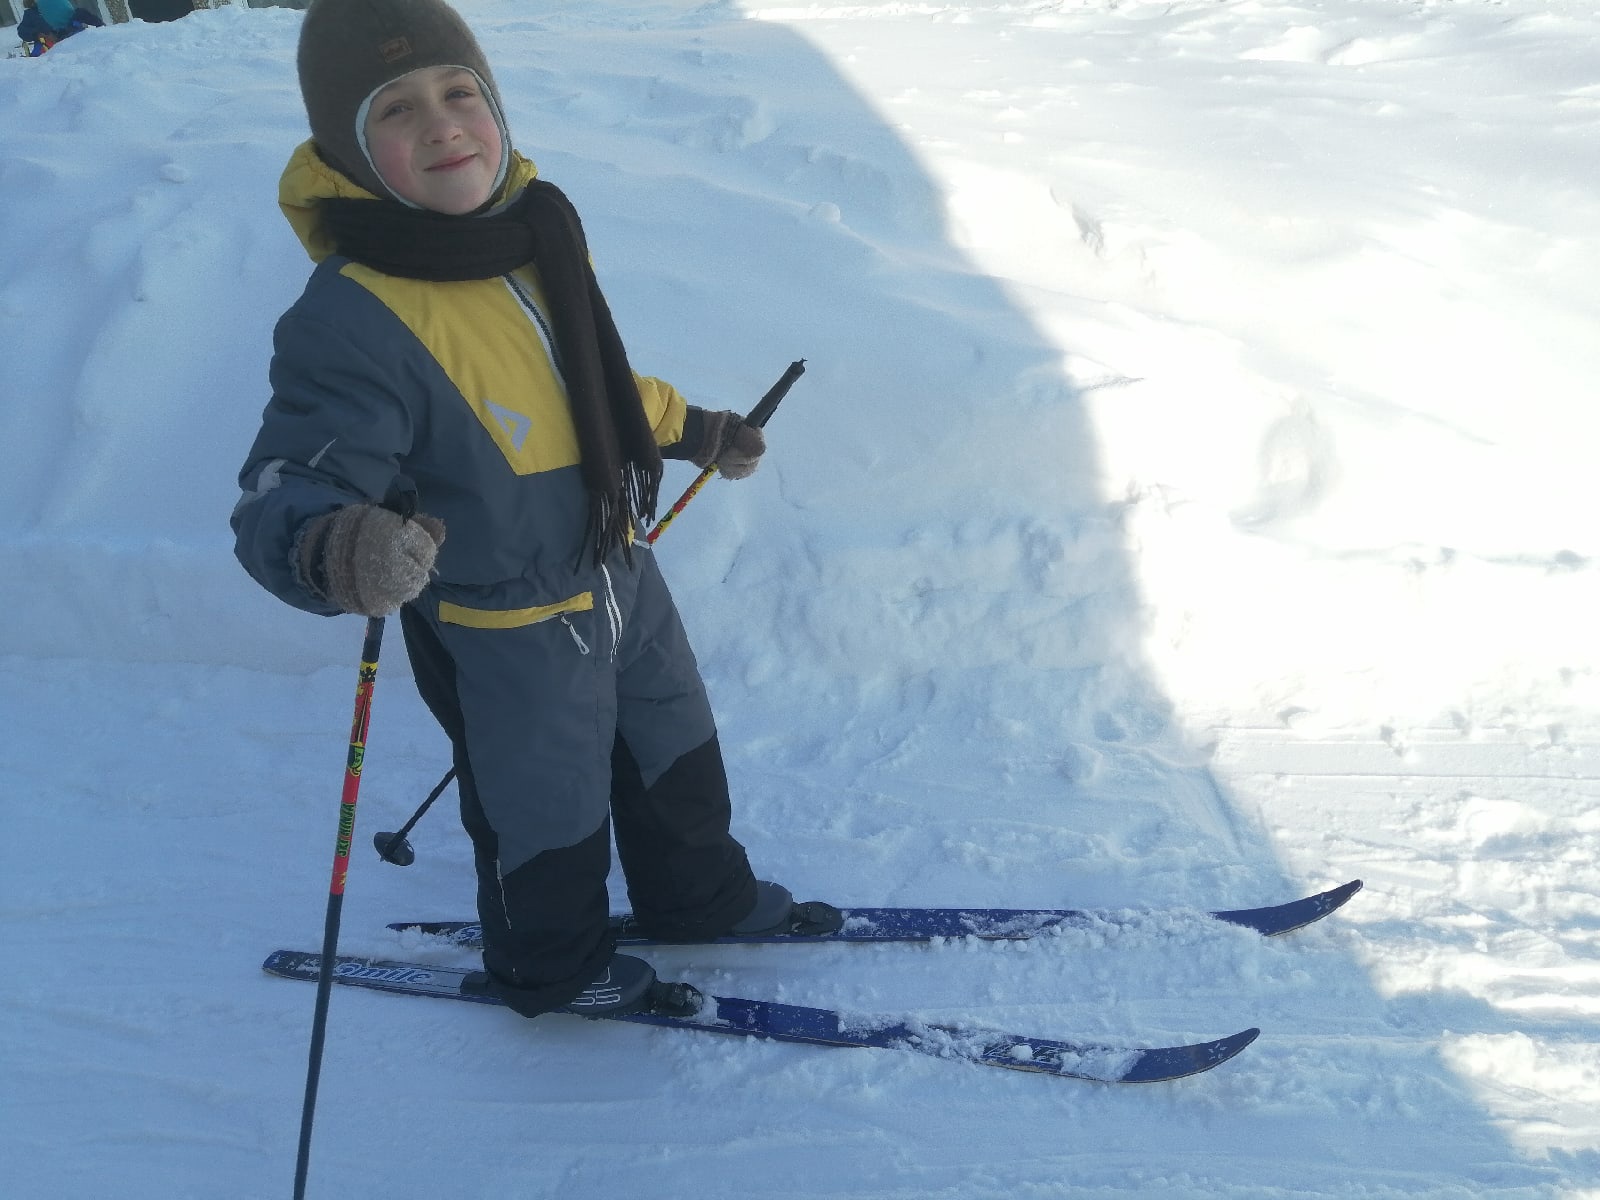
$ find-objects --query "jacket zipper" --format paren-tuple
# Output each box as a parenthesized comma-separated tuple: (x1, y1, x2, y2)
(505, 271, 620, 661)
(503, 272, 566, 390)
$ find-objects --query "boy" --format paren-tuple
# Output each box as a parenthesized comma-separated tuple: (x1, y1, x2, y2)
(233, 0, 795, 1017)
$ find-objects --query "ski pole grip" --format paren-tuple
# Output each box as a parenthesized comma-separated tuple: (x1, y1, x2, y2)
(744, 359, 805, 430)
(381, 475, 418, 523)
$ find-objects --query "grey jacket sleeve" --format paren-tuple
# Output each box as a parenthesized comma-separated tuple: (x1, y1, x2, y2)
(231, 307, 417, 616)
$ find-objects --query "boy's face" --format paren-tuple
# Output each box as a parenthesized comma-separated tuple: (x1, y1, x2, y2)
(363, 66, 504, 215)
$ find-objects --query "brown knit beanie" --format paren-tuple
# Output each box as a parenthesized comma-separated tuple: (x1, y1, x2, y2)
(297, 0, 510, 201)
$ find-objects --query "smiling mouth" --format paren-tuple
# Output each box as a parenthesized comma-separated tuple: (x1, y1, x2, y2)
(426, 154, 477, 172)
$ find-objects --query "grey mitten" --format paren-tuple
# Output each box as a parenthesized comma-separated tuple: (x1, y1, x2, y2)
(691, 408, 766, 480)
(298, 504, 446, 617)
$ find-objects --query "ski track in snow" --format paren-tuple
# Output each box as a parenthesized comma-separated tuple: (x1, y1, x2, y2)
(3, 0, 1599, 1196)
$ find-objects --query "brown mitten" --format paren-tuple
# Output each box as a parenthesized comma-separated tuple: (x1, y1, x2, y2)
(298, 504, 446, 617)
(691, 408, 766, 480)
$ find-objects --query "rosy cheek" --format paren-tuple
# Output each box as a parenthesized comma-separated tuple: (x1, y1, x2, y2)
(366, 131, 411, 191)
(477, 117, 504, 162)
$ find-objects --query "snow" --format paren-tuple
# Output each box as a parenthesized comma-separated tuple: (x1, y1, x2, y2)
(3, 0, 1598, 1194)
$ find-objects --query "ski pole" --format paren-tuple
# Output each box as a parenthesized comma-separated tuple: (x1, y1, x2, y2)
(294, 613, 385, 1200)
(293, 481, 415, 1198)
(646, 358, 805, 545)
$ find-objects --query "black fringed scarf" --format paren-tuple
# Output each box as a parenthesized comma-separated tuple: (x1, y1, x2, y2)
(320, 180, 662, 570)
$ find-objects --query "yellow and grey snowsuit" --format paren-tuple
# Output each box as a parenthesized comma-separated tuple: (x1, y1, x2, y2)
(233, 145, 756, 1011)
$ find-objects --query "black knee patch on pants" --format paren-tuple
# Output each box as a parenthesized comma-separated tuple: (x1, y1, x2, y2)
(479, 822, 619, 1016)
(613, 735, 757, 941)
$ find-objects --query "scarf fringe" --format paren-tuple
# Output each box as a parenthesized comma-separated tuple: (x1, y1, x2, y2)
(580, 464, 662, 571)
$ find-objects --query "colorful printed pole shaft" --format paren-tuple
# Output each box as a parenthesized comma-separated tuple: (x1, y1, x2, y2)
(295, 615, 386, 1200)
(645, 465, 717, 545)
(330, 649, 379, 895)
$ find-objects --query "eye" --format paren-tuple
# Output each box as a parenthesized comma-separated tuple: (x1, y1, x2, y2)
(447, 85, 479, 101)
(376, 100, 409, 120)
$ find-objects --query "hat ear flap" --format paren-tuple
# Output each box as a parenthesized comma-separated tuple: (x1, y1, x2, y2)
(476, 71, 513, 202)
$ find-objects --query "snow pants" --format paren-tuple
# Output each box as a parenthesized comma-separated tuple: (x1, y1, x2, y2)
(399, 549, 757, 1014)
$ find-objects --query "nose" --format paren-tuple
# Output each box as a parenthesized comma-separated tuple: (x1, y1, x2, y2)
(420, 108, 463, 144)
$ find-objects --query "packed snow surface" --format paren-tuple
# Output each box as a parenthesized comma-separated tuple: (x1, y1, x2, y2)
(3, 0, 1598, 1196)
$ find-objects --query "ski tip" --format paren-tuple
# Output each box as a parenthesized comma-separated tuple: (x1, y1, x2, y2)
(1304, 878, 1364, 912)
(1214, 878, 1365, 937)
(1314, 878, 1364, 916)
(1119, 1026, 1261, 1084)
(1211, 1026, 1263, 1071)
(1270, 878, 1363, 936)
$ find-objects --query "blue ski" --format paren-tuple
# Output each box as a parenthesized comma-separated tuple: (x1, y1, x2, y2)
(262, 949, 1258, 1083)
(388, 879, 1362, 948)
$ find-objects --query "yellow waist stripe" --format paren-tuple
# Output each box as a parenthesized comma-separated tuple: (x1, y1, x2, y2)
(438, 592, 594, 630)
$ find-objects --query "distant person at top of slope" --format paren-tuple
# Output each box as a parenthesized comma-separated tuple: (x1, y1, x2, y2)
(231, 0, 794, 1021)
(16, 0, 104, 54)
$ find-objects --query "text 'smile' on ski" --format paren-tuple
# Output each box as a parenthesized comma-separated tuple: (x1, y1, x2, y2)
(387, 880, 1363, 949)
(261, 950, 1259, 1083)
